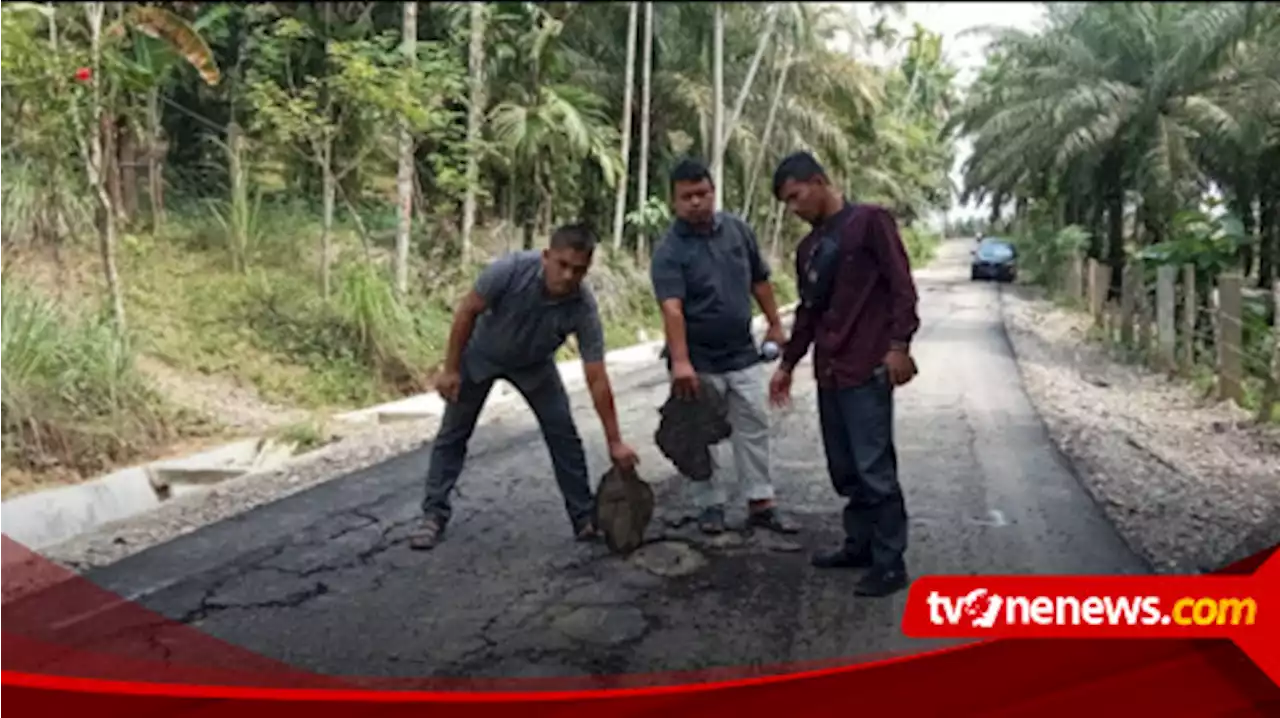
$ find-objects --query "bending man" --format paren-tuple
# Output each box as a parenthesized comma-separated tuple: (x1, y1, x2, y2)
(410, 224, 640, 550)
(650, 158, 796, 536)
(769, 151, 920, 597)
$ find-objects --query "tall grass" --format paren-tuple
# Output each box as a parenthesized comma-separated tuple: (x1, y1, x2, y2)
(1, 283, 173, 478)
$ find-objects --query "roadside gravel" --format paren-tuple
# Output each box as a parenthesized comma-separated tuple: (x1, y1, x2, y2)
(35, 380, 586, 573)
(1000, 284, 1280, 574)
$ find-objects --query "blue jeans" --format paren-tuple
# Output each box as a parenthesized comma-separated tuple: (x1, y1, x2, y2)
(421, 360, 594, 532)
(816, 366, 908, 572)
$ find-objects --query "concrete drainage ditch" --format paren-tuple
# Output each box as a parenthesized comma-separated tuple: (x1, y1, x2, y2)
(1, 437, 300, 552)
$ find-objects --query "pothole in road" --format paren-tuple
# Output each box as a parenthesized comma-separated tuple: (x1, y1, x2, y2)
(552, 605, 648, 646)
(628, 540, 707, 577)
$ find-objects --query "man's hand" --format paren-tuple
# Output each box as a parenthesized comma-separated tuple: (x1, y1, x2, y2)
(435, 369, 462, 403)
(608, 440, 640, 470)
(769, 367, 793, 407)
(884, 347, 917, 387)
(671, 359, 699, 400)
(764, 322, 787, 348)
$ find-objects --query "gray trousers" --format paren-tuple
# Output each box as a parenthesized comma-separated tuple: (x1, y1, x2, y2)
(817, 366, 908, 572)
(421, 360, 594, 531)
(688, 363, 776, 509)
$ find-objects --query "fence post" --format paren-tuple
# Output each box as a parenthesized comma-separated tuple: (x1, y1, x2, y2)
(1067, 252, 1083, 304)
(1137, 288, 1153, 359)
(1257, 280, 1280, 423)
(1088, 259, 1104, 322)
(1157, 265, 1177, 372)
(1181, 264, 1196, 375)
(1217, 272, 1244, 404)
(1120, 263, 1137, 347)
(1106, 301, 1121, 347)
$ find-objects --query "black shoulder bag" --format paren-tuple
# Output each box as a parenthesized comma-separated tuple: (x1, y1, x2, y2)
(799, 204, 857, 317)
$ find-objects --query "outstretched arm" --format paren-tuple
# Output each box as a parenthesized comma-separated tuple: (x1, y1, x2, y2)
(577, 299, 638, 468)
(743, 221, 784, 341)
(443, 290, 485, 376)
(779, 244, 816, 373)
(868, 208, 920, 351)
(868, 208, 920, 385)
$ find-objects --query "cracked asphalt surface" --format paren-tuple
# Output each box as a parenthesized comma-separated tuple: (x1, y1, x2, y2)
(75, 238, 1149, 681)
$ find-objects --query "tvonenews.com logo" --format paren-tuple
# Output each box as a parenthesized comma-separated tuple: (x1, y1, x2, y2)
(926, 589, 1258, 629)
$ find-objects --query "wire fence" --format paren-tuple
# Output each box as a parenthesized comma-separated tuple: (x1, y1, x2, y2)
(1049, 254, 1280, 424)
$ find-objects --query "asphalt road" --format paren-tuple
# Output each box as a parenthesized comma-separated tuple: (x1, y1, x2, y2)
(79, 237, 1149, 682)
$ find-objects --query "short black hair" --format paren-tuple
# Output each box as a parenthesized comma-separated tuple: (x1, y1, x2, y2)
(773, 151, 828, 199)
(549, 223, 598, 254)
(670, 156, 713, 192)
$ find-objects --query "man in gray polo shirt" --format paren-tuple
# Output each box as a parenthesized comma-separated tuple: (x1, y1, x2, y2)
(409, 224, 640, 550)
(650, 158, 797, 536)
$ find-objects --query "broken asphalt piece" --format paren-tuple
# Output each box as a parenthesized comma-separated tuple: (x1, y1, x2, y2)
(594, 465, 654, 555)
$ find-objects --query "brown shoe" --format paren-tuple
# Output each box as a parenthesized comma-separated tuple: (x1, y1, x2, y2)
(746, 506, 799, 534)
(575, 521, 601, 542)
(408, 517, 444, 550)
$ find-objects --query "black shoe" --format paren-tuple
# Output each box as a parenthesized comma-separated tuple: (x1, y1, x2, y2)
(811, 548, 873, 569)
(408, 517, 444, 551)
(698, 506, 726, 535)
(855, 567, 909, 597)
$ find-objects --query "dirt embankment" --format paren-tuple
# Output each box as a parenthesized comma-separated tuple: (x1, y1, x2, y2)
(1000, 285, 1280, 574)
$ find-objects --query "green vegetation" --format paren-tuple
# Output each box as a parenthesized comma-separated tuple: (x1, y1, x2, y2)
(1, 2, 958, 494)
(953, 2, 1280, 421)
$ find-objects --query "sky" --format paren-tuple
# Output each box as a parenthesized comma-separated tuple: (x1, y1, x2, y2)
(834, 2, 1049, 225)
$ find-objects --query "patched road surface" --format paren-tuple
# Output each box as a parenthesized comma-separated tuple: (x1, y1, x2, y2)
(75, 238, 1149, 681)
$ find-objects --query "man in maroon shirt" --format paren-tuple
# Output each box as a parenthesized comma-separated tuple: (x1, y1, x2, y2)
(768, 151, 920, 597)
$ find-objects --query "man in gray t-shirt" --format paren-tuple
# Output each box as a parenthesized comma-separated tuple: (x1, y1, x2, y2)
(409, 225, 639, 550)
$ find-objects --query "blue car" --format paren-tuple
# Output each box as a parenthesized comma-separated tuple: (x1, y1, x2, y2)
(971, 238, 1018, 283)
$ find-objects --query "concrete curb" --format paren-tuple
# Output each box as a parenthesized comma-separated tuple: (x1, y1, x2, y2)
(1, 303, 798, 551)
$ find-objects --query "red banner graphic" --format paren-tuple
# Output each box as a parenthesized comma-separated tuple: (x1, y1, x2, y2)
(3, 536, 1278, 715)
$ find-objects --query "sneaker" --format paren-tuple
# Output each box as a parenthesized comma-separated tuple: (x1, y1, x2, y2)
(811, 547, 873, 569)
(698, 506, 726, 535)
(408, 517, 444, 551)
(745, 506, 799, 534)
(855, 567, 909, 597)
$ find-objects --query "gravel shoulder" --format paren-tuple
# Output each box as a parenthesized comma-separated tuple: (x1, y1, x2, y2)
(1000, 284, 1280, 574)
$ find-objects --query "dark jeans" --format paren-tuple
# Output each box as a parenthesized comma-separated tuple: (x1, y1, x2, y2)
(421, 360, 594, 532)
(817, 366, 908, 572)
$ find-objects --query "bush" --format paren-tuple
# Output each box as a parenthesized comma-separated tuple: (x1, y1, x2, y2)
(1, 283, 176, 480)
(1011, 222, 1090, 289)
(902, 225, 942, 267)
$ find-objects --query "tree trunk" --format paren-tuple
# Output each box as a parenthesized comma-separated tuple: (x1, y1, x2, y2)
(1106, 179, 1125, 299)
(104, 113, 127, 225)
(711, 3, 724, 208)
(394, 1, 417, 296)
(742, 40, 792, 221)
(121, 119, 139, 219)
(460, 1, 487, 265)
(767, 197, 786, 264)
(635, 1, 654, 260)
(86, 2, 126, 333)
(321, 139, 336, 299)
(715, 3, 776, 186)
(1088, 191, 1104, 259)
(611, 1, 639, 251)
(1260, 188, 1277, 289)
(147, 86, 166, 231)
